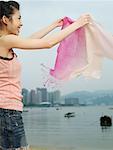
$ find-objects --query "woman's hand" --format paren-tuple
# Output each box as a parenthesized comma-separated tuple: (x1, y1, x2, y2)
(52, 18, 63, 27)
(76, 14, 92, 28)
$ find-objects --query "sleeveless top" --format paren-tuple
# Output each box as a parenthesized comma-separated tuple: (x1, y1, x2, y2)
(0, 49, 23, 111)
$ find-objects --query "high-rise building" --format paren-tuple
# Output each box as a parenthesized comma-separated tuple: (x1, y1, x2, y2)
(29, 89, 37, 105)
(37, 90, 42, 104)
(48, 92, 54, 105)
(22, 88, 29, 106)
(48, 90, 61, 105)
(36, 88, 47, 103)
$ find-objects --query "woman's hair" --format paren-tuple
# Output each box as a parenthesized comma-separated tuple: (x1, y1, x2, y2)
(0, 1, 20, 28)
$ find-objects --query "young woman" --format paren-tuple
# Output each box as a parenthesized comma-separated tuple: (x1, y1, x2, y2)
(0, 0, 91, 149)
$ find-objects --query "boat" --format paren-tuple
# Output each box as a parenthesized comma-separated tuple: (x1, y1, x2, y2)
(100, 115, 112, 126)
(64, 112, 75, 118)
(23, 109, 29, 112)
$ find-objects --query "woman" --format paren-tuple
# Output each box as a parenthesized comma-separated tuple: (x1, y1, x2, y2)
(0, 0, 91, 149)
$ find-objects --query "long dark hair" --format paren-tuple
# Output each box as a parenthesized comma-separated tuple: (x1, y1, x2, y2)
(0, 1, 20, 28)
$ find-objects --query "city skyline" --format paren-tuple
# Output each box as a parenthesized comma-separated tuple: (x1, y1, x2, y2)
(22, 87, 113, 106)
(22, 87, 61, 106)
(16, 0, 113, 94)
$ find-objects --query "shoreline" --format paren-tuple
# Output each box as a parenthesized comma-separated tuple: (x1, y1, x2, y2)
(30, 146, 76, 150)
(30, 146, 113, 150)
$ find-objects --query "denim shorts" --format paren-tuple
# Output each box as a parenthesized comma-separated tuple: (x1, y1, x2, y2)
(0, 108, 28, 149)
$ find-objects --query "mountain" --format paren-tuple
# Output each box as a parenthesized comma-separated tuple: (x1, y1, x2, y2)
(63, 90, 113, 104)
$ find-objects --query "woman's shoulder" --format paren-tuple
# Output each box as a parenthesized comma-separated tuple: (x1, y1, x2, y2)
(0, 34, 20, 49)
(0, 34, 15, 43)
(1, 34, 19, 41)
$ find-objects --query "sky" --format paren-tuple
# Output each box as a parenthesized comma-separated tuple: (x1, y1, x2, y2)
(15, 0, 113, 95)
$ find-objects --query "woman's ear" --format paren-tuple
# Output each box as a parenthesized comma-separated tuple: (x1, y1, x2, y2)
(2, 15, 10, 25)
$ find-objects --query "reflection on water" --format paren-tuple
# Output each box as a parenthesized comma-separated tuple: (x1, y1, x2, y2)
(23, 106, 113, 150)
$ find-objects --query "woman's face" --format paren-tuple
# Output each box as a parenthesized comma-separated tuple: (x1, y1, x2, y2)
(7, 10, 23, 35)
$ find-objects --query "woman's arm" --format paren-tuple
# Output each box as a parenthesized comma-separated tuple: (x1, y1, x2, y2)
(3, 14, 91, 50)
(29, 19, 63, 39)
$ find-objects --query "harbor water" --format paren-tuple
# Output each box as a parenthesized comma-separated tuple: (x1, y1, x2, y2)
(23, 106, 113, 150)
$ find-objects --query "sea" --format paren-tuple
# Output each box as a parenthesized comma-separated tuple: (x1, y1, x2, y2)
(22, 106, 113, 150)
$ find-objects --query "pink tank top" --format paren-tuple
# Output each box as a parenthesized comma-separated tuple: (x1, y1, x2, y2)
(0, 50, 23, 111)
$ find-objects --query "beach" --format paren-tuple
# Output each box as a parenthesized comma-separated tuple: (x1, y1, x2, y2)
(30, 146, 112, 150)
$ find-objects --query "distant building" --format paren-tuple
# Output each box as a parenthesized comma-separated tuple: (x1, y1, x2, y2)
(22, 88, 29, 106)
(37, 90, 42, 104)
(48, 90, 61, 105)
(53, 90, 61, 104)
(29, 89, 37, 105)
(36, 88, 47, 103)
(65, 98, 79, 106)
(92, 95, 113, 106)
(48, 92, 54, 105)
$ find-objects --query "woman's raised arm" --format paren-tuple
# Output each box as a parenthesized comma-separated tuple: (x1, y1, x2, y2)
(3, 14, 91, 50)
(29, 18, 63, 39)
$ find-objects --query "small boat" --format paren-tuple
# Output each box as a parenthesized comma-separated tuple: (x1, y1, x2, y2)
(100, 115, 112, 126)
(56, 107, 60, 110)
(23, 110, 29, 112)
(64, 112, 75, 118)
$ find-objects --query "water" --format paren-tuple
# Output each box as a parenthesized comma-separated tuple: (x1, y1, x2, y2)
(23, 106, 113, 150)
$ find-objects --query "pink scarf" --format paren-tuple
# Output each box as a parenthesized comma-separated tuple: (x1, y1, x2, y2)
(42, 17, 113, 86)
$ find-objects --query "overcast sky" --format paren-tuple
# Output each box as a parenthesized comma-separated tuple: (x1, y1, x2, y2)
(15, 0, 113, 95)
